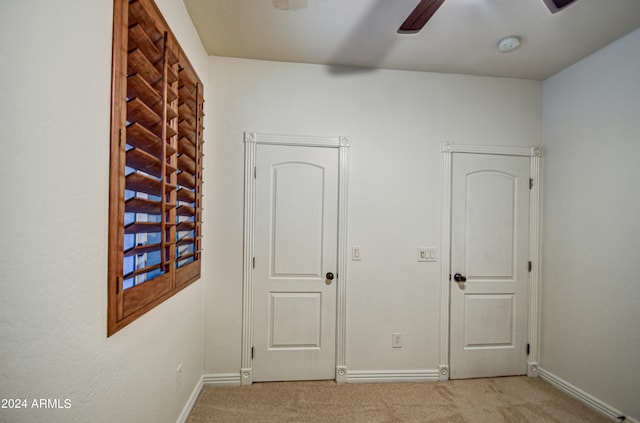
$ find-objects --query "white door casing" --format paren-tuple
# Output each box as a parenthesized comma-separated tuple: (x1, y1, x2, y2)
(242, 132, 350, 385)
(439, 144, 542, 381)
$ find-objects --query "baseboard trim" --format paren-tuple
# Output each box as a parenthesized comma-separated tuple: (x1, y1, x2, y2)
(346, 369, 440, 383)
(538, 367, 637, 423)
(176, 375, 204, 423)
(202, 372, 242, 386)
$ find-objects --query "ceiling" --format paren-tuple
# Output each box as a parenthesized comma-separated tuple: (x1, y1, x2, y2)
(183, 0, 640, 80)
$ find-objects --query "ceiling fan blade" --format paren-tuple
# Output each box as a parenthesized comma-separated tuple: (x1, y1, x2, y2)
(543, 0, 578, 14)
(398, 0, 446, 34)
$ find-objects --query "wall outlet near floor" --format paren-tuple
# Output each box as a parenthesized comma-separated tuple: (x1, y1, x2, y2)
(176, 363, 183, 389)
(392, 332, 402, 348)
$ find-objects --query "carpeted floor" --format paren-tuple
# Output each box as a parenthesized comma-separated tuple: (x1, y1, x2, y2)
(186, 376, 609, 422)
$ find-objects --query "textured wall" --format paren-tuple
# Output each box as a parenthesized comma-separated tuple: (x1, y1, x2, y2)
(0, 1, 208, 422)
(203, 57, 542, 375)
(541, 28, 640, 420)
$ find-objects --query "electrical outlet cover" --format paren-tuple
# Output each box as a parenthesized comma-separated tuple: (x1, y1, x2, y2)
(392, 332, 402, 348)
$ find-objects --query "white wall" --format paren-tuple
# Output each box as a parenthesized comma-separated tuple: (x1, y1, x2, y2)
(0, 1, 209, 422)
(541, 28, 640, 420)
(204, 57, 541, 374)
(1, 0, 636, 418)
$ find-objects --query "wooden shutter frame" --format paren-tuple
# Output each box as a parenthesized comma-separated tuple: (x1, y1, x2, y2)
(108, 0, 204, 336)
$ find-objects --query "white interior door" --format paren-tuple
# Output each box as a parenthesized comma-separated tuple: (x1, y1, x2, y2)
(450, 153, 530, 379)
(253, 144, 338, 382)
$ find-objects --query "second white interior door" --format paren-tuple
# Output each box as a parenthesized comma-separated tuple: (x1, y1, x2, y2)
(449, 153, 530, 379)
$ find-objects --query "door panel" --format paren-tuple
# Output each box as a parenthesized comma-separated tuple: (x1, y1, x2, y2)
(465, 171, 516, 278)
(450, 153, 529, 379)
(270, 292, 322, 348)
(464, 294, 515, 347)
(253, 144, 338, 382)
(271, 163, 324, 277)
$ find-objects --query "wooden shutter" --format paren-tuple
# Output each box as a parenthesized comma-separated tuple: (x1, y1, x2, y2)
(108, 0, 204, 336)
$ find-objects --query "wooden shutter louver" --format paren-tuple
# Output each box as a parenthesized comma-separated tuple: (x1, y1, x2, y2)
(108, 0, 204, 336)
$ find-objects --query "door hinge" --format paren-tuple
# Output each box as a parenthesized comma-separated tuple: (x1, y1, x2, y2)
(526, 343, 530, 355)
(528, 261, 532, 272)
(254, 166, 256, 179)
(252, 257, 255, 269)
(251, 347, 254, 359)
(449, 274, 452, 281)
(529, 178, 533, 189)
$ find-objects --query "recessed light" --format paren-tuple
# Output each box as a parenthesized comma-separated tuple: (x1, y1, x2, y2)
(497, 36, 521, 53)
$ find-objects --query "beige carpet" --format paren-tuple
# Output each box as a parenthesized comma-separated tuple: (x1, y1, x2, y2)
(186, 376, 609, 422)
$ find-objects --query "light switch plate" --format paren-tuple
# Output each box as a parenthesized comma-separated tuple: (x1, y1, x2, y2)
(352, 245, 361, 261)
(417, 247, 437, 262)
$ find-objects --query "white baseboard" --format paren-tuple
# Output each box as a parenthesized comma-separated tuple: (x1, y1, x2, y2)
(176, 373, 241, 423)
(538, 367, 637, 423)
(202, 372, 242, 386)
(176, 375, 204, 423)
(346, 369, 440, 383)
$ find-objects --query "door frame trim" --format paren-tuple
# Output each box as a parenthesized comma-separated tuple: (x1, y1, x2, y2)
(439, 143, 542, 381)
(241, 132, 350, 385)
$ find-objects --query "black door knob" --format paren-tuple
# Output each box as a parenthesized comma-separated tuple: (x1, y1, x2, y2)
(326, 272, 334, 280)
(453, 273, 467, 283)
